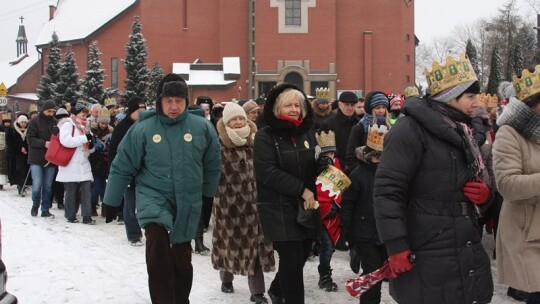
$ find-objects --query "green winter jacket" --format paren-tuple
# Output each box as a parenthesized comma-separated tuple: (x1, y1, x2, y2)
(104, 109, 221, 244)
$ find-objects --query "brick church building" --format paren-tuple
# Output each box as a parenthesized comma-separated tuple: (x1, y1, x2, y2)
(6, 0, 415, 106)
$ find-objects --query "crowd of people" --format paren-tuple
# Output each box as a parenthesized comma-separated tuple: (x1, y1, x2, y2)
(0, 53, 539, 304)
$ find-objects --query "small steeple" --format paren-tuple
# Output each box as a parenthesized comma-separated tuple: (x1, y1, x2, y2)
(16, 16, 28, 57)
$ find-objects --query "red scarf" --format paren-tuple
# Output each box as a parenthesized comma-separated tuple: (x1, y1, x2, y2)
(278, 115, 303, 127)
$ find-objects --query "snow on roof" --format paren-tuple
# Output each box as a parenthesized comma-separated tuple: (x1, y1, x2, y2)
(8, 93, 39, 101)
(0, 54, 39, 89)
(36, 0, 136, 46)
(172, 57, 240, 87)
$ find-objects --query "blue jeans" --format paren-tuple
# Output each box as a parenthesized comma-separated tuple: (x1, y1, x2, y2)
(91, 175, 107, 206)
(124, 186, 142, 242)
(318, 227, 335, 268)
(30, 164, 56, 212)
(64, 181, 92, 220)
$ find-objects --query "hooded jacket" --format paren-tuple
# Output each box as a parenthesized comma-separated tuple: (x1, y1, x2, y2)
(373, 96, 493, 304)
(26, 112, 57, 166)
(253, 83, 319, 241)
(103, 108, 221, 244)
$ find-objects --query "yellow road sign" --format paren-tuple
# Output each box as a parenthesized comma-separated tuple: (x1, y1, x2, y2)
(0, 82, 7, 97)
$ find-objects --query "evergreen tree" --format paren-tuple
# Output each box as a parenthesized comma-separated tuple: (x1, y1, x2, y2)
(487, 46, 503, 95)
(56, 46, 80, 106)
(465, 39, 480, 79)
(37, 32, 62, 103)
(123, 16, 149, 102)
(505, 45, 516, 81)
(511, 44, 524, 77)
(81, 41, 106, 104)
(148, 62, 163, 102)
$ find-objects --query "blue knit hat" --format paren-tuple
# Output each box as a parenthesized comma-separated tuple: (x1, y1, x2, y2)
(364, 91, 389, 114)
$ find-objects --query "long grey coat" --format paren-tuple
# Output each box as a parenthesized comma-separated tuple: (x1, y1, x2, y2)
(493, 125, 540, 292)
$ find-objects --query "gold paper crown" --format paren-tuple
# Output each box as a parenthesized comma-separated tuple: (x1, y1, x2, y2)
(104, 97, 117, 108)
(315, 165, 352, 199)
(366, 124, 388, 152)
(476, 93, 499, 109)
(403, 86, 419, 98)
(424, 54, 478, 96)
(2, 112, 11, 121)
(316, 130, 336, 153)
(315, 87, 330, 100)
(29, 104, 38, 113)
(512, 66, 540, 101)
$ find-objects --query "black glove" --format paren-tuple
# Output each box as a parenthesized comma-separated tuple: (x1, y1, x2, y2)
(349, 245, 361, 274)
(103, 203, 117, 223)
(335, 236, 349, 251)
(86, 134, 93, 141)
(316, 155, 334, 175)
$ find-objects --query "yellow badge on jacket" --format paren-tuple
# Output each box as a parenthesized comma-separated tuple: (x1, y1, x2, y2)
(184, 133, 192, 142)
(152, 134, 161, 143)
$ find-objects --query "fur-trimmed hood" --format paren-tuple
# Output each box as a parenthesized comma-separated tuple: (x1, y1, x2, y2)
(216, 118, 257, 149)
(312, 102, 333, 118)
(263, 83, 314, 137)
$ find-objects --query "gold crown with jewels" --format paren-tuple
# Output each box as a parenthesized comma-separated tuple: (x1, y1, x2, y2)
(512, 65, 540, 101)
(403, 86, 419, 98)
(316, 130, 336, 154)
(104, 97, 116, 108)
(315, 87, 330, 100)
(424, 54, 478, 96)
(366, 124, 388, 152)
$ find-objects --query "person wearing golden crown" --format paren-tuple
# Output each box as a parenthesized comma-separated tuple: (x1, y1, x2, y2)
(342, 123, 389, 304)
(312, 87, 335, 130)
(373, 53, 494, 304)
(493, 66, 540, 304)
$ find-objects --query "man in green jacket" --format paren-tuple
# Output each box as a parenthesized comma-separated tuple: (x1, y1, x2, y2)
(104, 77, 221, 304)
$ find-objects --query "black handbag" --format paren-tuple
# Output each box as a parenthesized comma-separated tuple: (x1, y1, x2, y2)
(296, 199, 321, 229)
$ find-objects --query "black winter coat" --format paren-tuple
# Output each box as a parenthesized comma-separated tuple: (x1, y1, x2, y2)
(373, 97, 493, 304)
(26, 113, 57, 166)
(344, 123, 367, 174)
(319, 109, 357, 168)
(341, 161, 379, 244)
(254, 83, 319, 242)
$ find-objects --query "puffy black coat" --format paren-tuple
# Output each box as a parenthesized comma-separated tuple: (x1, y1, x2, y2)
(26, 113, 57, 166)
(373, 97, 493, 304)
(341, 161, 379, 244)
(254, 83, 319, 242)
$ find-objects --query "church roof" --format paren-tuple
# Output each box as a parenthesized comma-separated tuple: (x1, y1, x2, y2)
(0, 54, 39, 89)
(172, 57, 240, 87)
(36, 0, 137, 47)
(16, 24, 28, 43)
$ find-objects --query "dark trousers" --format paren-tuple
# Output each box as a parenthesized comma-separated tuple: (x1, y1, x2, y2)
(145, 223, 193, 304)
(269, 239, 312, 304)
(528, 292, 540, 304)
(201, 196, 213, 229)
(355, 241, 388, 304)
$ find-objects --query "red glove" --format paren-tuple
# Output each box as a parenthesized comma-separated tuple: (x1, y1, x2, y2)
(388, 249, 414, 277)
(463, 181, 490, 205)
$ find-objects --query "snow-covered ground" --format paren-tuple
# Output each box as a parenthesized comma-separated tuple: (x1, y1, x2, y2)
(0, 185, 518, 303)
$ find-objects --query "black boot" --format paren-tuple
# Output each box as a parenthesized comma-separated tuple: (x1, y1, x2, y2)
(318, 265, 338, 292)
(194, 237, 210, 254)
(507, 287, 528, 301)
(267, 290, 285, 304)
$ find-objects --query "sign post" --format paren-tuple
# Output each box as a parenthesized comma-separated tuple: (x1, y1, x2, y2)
(0, 82, 7, 107)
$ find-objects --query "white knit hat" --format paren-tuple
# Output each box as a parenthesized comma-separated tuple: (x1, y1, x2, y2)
(222, 103, 246, 125)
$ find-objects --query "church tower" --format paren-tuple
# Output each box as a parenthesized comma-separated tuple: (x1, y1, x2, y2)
(16, 16, 28, 57)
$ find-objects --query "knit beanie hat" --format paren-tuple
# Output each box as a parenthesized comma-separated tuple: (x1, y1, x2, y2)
(126, 96, 146, 115)
(17, 115, 28, 124)
(364, 91, 389, 114)
(55, 108, 70, 119)
(432, 80, 477, 103)
(222, 103, 246, 125)
(42, 100, 56, 111)
(242, 100, 259, 114)
(338, 91, 359, 103)
(71, 102, 87, 115)
(389, 94, 403, 108)
(96, 108, 111, 124)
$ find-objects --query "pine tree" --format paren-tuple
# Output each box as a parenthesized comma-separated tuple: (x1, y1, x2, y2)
(56, 46, 80, 106)
(505, 46, 516, 81)
(81, 41, 106, 104)
(123, 16, 149, 102)
(465, 39, 480, 79)
(37, 32, 62, 103)
(487, 46, 503, 95)
(148, 62, 163, 102)
(511, 44, 524, 77)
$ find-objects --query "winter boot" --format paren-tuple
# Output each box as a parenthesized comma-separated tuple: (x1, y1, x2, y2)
(318, 265, 338, 292)
(31, 206, 39, 217)
(267, 290, 285, 304)
(194, 237, 210, 254)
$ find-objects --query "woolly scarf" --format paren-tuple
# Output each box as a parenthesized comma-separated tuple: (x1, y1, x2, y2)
(497, 97, 540, 144)
(225, 125, 251, 147)
(71, 114, 89, 152)
(278, 115, 303, 127)
(14, 123, 26, 141)
(358, 114, 387, 131)
(429, 101, 485, 179)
